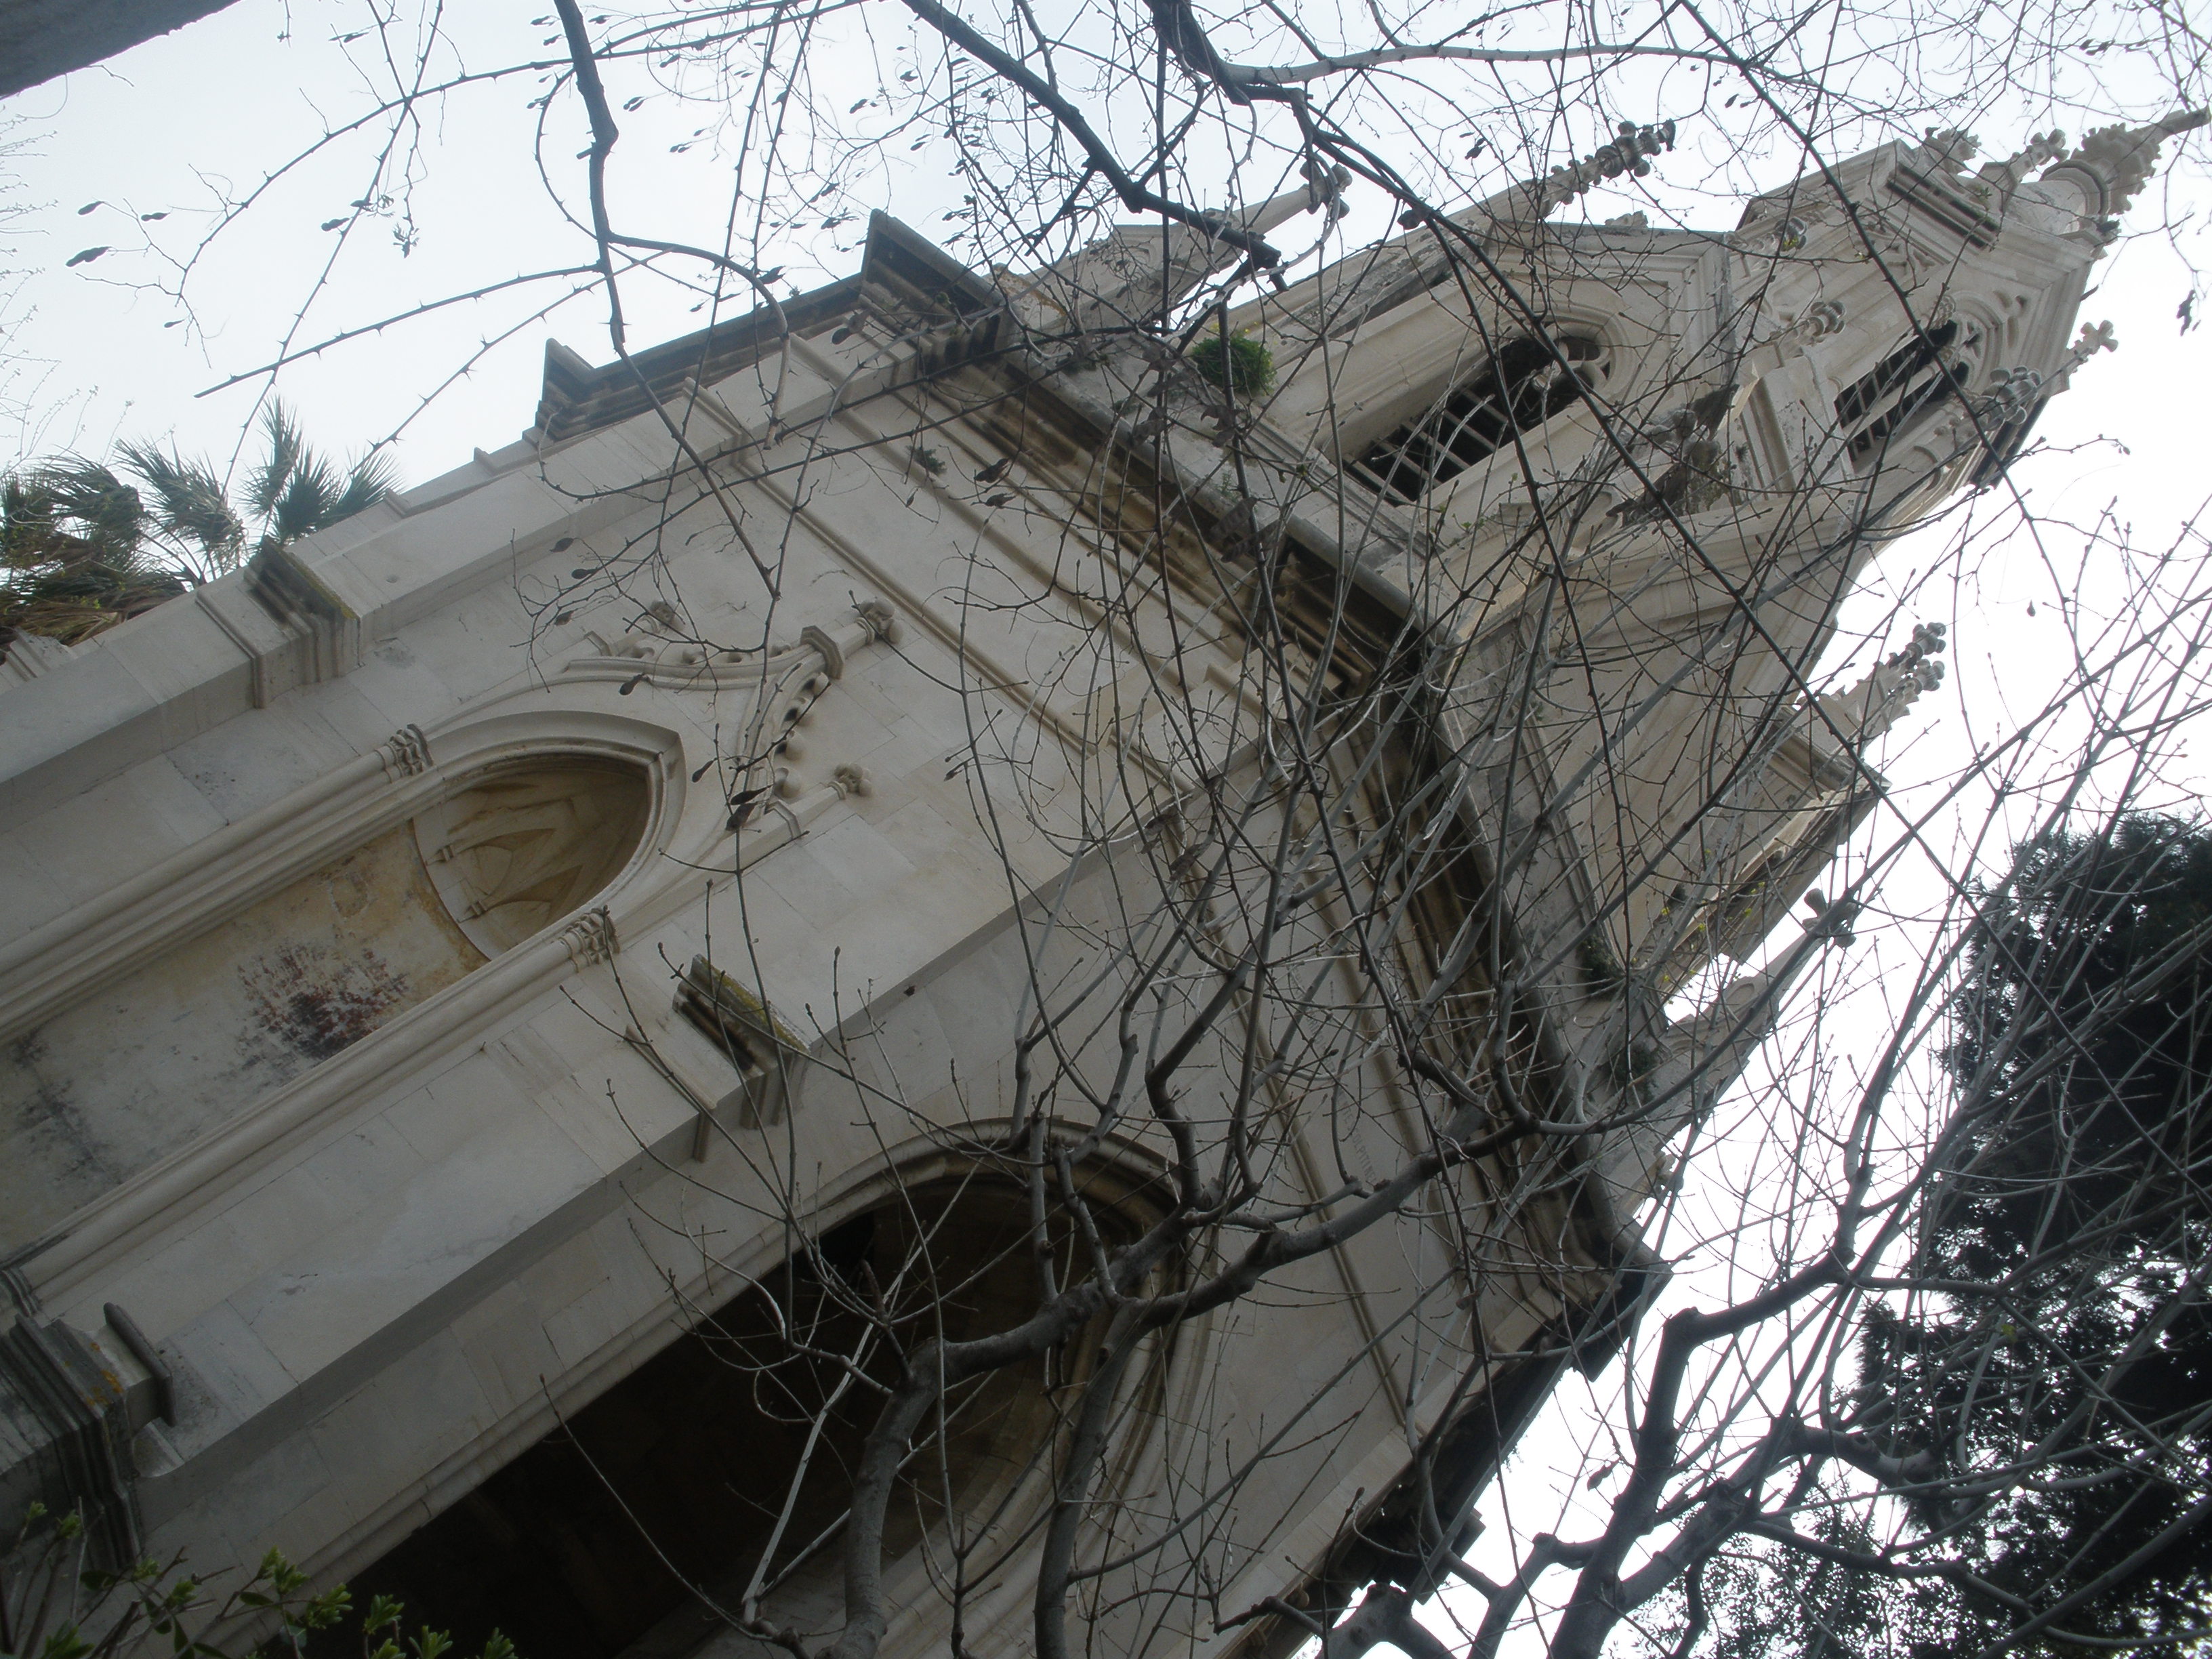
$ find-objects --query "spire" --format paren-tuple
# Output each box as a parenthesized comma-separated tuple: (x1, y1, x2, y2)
(1000, 165, 1349, 337)
(2036, 108, 2207, 236)
(1473, 119, 1679, 230)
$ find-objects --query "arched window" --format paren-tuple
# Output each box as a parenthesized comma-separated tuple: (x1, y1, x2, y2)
(1349, 333, 1606, 504)
(1835, 320, 1978, 467)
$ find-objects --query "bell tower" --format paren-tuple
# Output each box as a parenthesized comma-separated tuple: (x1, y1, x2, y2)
(0, 110, 2198, 1659)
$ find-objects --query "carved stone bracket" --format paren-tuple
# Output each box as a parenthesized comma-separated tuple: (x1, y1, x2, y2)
(243, 542, 365, 692)
(0, 1308, 141, 1571)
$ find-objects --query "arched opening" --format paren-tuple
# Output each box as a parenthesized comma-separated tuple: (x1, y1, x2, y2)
(0, 754, 652, 1246)
(1349, 332, 1607, 503)
(1835, 319, 1977, 468)
(328, 1177, 1134, 1659)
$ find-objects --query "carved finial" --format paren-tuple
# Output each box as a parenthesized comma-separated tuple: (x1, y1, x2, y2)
(998, 171, 1337, 334)
(853, 597, 902, 645)
(1978, 130, 2067, 204)
(1815, 621, 1948, 751)
(1982, 366, 2047, 423)
(2062, 320, 2119, 377)
(1521, 119, 1678, 219)
(380, 724, 433, 779)
(830, 763, 872, 799)
(1803, 888, 1863, 945)
(2039, 109, 2208, 235)
(1301, 155, 1353, 220)
(1917, 128, 1982, 175)
(559, 906, 619, 969)
(1793, 299, 1847, 340)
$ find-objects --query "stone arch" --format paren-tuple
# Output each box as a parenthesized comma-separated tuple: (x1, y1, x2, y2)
(0, 748, 655, 1247)
(417, 758, 654, 954)
(320, 1165, 1174, 1659)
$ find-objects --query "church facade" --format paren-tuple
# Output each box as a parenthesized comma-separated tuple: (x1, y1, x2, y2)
(0, 112, 2194, 1659)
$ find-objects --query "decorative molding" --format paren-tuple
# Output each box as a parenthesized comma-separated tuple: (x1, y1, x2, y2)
(20, 895, 648, 1307)
(560, 598, 906, 840)
(797, 623, 845, 680)
(380, 724, 434, 779)
(0, 632, 78, 691)
(1887, 156, 2002, 247)
(0, 715, 687, 1303)
(560, 594, 900, 694)
(558, 907, 619, 969)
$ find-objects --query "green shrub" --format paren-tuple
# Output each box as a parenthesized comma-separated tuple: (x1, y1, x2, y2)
(1187, 334, 1275, 398)
(1, 1502, 514, 1659)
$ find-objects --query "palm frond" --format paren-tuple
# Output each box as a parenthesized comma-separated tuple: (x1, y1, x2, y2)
(2, 476, 66, 570)
(5, 459, 146, 569)
(117, 441, 245, 573)
(327, 448, 401, 526)
(267, 449, 346, 546)
(247, 400, 308, 519)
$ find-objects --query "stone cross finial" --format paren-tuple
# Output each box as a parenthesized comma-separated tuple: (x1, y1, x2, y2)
(2062, 319, 2119, 373)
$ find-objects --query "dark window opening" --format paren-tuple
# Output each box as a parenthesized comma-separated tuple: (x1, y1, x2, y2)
(1349, 333, 1605, 504)
(316, 1181, 1128, 1659)
(1835, 321, 1976, 468)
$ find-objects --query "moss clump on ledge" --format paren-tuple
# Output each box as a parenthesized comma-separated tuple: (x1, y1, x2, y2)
(1188, 333, 1276, 398)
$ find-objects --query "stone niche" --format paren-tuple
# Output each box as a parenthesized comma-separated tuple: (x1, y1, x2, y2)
(0, 757, 651, 1247)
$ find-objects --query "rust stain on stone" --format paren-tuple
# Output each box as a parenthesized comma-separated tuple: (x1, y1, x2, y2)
(239, 941, 412, 1062)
